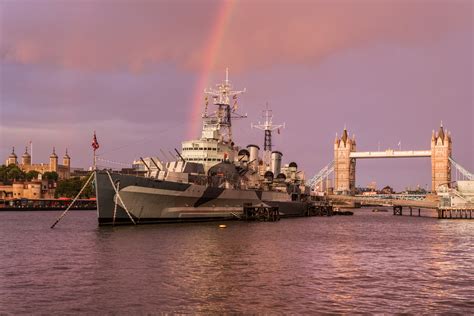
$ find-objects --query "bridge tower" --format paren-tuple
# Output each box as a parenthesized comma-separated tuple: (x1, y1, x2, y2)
(431, 123, 451, 191)
(334, 128, 356, 194)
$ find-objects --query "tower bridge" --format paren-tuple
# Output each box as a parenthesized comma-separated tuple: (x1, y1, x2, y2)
(333, 123, 451, 194)
(349, 150, 431, 159)
(309, 123, 473, 195)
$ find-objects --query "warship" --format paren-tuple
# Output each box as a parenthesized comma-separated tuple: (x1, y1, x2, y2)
(95, 70, 311, 225)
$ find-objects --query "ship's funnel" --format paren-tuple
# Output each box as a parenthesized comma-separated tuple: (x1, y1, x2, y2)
(271, 151, 283, 176)
(247, 144, 260, 171)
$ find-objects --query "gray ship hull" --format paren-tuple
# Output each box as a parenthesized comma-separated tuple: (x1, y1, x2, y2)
(95, 171, 308, 225)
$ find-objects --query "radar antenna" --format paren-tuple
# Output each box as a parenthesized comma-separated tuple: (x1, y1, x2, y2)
(203, 68, 246, 144)
(252, 104, 285, 170)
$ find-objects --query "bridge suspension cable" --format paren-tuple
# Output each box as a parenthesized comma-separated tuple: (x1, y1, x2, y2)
(449, 157, 473, 180)
(308, 160, 334, 190)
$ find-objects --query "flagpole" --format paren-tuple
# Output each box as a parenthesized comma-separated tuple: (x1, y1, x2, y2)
(92, 131, 99, 170)
(93, 149, 96, 171)
(93, 131, 96, 170)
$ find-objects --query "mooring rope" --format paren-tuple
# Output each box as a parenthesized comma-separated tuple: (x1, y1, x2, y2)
(51, 172, 95, 229)
(112, 181, 120, 226)
(105, 170, 136, 225)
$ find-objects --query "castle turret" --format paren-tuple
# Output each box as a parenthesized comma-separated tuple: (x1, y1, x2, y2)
(431, 122, 451, 191)
(334, 128, 356, 194)
(49, 147, 58, 172)
(22, 147, 31, 166)
(63, 149, 71, 167)
(6, 147, 18, 166)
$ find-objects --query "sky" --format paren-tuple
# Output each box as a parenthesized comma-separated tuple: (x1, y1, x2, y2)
(0, 0, 472, 190)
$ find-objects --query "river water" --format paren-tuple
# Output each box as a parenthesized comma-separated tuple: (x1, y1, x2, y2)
(0, 209, 472, 314)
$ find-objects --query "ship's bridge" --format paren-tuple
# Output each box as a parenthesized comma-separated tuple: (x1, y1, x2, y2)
(181, 139, 236, 172)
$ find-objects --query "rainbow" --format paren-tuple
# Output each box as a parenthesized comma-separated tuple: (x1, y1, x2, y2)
(187, 0, 236, 139)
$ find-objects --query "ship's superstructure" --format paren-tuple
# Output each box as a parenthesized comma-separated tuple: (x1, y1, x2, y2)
(95, 71, 309, 225)
(252, 105, 285, 172)
(180, 68, 246, 172)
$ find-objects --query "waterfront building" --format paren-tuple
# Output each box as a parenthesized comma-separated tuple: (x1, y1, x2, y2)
(0, 179, 56, 200)
(4, 147, 71, 180)
(70, 168, 92, 179)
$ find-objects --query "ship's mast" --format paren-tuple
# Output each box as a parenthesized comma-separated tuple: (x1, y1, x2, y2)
(203, 68, 246, 144)
(252, 104, 285, 170)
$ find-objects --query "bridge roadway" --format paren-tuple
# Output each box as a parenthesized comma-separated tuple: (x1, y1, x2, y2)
(350, 150, 432, 159)
(327, 195, 438, 209)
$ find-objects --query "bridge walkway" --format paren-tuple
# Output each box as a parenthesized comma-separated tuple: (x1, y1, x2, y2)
(327, 195, 438, 209)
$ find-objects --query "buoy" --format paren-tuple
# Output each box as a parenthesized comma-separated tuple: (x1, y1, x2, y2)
(219, 224, 227, 228)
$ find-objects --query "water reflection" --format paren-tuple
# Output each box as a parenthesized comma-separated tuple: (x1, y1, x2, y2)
(0, 210, 472, 314)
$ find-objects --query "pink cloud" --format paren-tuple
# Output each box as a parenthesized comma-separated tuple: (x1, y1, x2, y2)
(1, 1, 471, 73)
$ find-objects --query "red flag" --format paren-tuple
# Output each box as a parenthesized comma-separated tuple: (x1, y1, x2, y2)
(277, 128, 280, 134)
(92, 132, 99, 151)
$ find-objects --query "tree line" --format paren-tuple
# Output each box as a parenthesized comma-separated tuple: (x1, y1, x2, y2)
(55, 176, 95, 198)
(0, 164, 94, 198)
(0, 164, 58, 183)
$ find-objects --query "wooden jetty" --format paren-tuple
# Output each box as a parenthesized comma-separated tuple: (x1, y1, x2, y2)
(437, 207, 473, 219)
(392, 206, 423, 217)
(305, 200, 333, 216)
(242, 203, 280, 221)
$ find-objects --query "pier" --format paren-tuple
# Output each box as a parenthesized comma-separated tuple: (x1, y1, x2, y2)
(392, 206, 421, 217)
(326, 194, 474, 219)
(437, 208, 473, 219)
(0, 198, 96, 211)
